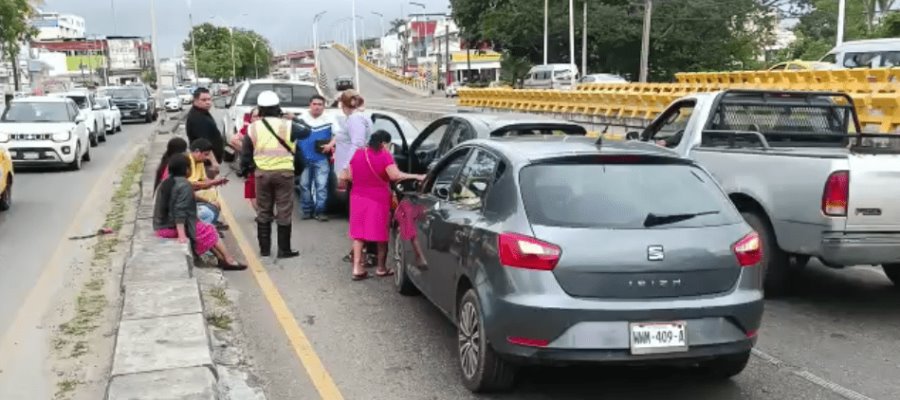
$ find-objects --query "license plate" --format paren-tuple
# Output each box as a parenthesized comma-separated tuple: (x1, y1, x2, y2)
(22, 152, 39, 160)
(629, 321, 688, 355)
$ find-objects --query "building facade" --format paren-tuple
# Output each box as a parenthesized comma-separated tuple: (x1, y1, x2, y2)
(32, 11, 86, 40)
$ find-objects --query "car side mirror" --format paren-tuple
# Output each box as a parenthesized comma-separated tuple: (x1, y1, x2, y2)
(625, 131, 640, 141)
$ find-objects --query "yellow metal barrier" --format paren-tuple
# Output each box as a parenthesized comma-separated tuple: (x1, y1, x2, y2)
(333, 44, 429, 90)
(459, 68, 899, 133)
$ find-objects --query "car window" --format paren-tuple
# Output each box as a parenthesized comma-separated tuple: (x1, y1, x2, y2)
(241, 83, 319, 107)
(787, 63, 804, 70)
(439, 121, 471, 155)
(644, 101, 695, 147)
(67, 96, 89, 109)
(519, 161, 740, 229)
(372, 115, 404, 152)
(419, 120, 451, 149)
(769, 63, 786, 70)
(451, 149, 500, 210)
(96, 98, 110, 109)
(424, 149, 470, 199)
(880, 51, 900, 67)
(820, 53, 837, 64)
(843, 52, 877, 68)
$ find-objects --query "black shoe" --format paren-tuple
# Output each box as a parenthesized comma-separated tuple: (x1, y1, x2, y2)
(215, 221, 230, 231)
(257, 221, 272, 257)
(276, 224, 300, 258)
(315, 214, 329, 222)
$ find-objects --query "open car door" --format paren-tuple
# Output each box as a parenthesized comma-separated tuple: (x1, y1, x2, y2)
(370, 111, 418, 172)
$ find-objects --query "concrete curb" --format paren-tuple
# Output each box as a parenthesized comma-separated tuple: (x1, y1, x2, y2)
(106, 128, 218, 399)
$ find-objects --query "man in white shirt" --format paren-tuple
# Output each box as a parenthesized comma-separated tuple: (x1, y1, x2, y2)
(296, 94, 340, 221)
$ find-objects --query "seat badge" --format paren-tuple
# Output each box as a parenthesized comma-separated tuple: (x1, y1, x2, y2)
(647, 245, 664, 261)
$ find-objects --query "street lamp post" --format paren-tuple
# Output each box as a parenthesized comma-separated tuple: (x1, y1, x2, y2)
(837, 0, 846, 45)
(351, 0, 360, 90)
(249, 39, 259, 79)
(187, 0, 199, 84)
(313, 11, 327, 74)
(372, 11, 386, 67)
(543, 0, 548, 65)
(210, 15, 237, 85)
(568, 0, 575, 88)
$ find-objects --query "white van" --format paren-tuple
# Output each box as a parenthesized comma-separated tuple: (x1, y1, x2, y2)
(819, 38, 900, 68)
(522, 64, 580, 90)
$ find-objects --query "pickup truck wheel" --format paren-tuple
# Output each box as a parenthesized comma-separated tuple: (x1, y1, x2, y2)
(741, 211, 792, 297)
(881, 264, 900, 288)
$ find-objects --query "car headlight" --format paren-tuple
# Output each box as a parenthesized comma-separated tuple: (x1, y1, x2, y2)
(52, 130, 72, 142)
(139, 103, 148, 110)
(0, 133, 8, 143)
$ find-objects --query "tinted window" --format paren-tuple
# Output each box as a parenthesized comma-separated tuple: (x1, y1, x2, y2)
(1, 102, 72, 122)
(843, 52, 877, 68)
(881, 51, 900, 67)
(420, 120, 451, 148)
(67, 96, 88, 109)
(820, 53, 837, 63)
(519, 162, 739, 229)
(426, 149, 470, 199)
(242, 84, 319, 107)
(451, 149, 500, 209)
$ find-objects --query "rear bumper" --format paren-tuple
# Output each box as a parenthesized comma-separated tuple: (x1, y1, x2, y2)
(483, 269, 763, 365)
(819, 232, 900, 266)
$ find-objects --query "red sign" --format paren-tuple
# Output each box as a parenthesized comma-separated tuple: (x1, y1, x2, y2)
(31, 40, 107, 52)
(409, 21, 437, 38)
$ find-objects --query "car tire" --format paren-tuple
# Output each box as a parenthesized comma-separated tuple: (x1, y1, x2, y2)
(741, 211, 793, 297)
(99, 127, 107, 142)
(458, 289, 517, 393)
(116, 122, 123, 132)
(0, 175, 12, 211)
(89, 130, 99, 147)
(392, 227, 419, 296)
(69, 144, 83, 171)
(697, 350, 751, 380)
(881, 264, 900, 288)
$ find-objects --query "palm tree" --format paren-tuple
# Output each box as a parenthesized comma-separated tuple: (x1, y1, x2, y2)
(864, 0, 897, 33)
(387, 18, 406, 35)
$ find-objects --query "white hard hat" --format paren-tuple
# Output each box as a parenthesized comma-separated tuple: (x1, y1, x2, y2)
(257, 90, 280, 107)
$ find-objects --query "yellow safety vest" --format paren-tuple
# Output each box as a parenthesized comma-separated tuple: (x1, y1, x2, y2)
(250, 117, 295, 171)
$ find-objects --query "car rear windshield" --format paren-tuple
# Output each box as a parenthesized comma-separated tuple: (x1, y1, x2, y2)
(1, 102, 70, 123)
(490, 125, 586, 137)
(519, 160, 740, 229)
(241, 84, 319, 107)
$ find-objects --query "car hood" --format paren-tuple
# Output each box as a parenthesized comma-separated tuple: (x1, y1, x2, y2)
(0, 122, 75, 133)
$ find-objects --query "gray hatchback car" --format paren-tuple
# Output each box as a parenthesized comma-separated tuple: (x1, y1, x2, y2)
(391, 136, 764, 392)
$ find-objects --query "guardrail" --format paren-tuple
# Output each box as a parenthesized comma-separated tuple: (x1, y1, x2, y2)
(459, 68, 900, 133)
(332, 44, 431, 92)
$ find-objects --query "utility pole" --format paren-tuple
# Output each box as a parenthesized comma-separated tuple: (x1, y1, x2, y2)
(568, 0, 575, 88)
(581, 1, 587, 77)
(229, 27, 236, 85)
(639, 0, 652, 83)
(150, 0, 161, 92)
(543, 0, 548, 65)
(351, 0, 360, 91)
(837, 0, 846, 46)
(250, 39, 259, 79)
(445, 24, 450, 86)
(188, 0, 199, 84)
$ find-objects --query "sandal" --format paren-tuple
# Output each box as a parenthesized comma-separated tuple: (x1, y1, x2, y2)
(352, 271, 369, 281)
(219, 260, 248, 271)
(375, 269, 395, 277)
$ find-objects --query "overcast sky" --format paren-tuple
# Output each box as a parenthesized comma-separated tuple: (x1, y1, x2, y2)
(43, 0, 450, 58)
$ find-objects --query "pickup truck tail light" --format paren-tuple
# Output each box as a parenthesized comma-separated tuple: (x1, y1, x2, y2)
(822, 171, 849, 217)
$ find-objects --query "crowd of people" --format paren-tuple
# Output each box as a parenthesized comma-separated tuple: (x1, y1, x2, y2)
(150, 87, 423, 279)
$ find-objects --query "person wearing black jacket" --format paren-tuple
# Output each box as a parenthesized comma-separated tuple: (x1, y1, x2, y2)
(185, 87, 226, 163)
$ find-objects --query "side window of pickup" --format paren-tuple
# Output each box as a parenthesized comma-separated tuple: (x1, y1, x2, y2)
(643, 100, 696, 148)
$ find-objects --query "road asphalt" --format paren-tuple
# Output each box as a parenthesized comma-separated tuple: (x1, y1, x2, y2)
(201, 49, 900, 400)
(0, 119, 157, 399)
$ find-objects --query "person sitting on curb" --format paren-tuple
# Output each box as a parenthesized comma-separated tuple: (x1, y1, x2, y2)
(186, 139, 229, 230)
(153, 153, 247, 270)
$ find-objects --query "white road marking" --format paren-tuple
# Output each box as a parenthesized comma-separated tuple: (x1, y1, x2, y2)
(752, 348, 877, 400)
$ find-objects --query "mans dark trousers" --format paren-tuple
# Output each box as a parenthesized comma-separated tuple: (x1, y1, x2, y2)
(255, 170, 296, 257)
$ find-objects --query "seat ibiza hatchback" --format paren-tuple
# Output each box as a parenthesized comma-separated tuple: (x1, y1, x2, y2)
(392, 137, 764, 392)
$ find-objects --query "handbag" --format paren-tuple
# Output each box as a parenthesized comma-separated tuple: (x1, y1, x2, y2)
(261, 118, 304, 176)
(365, 149, 398, 211)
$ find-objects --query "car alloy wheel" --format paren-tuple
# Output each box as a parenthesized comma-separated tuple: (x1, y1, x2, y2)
(457, 289, 516, 392)
(69, 144, 83, 170)
(458, 300, 481, 380)
(392, 228, 419, 295)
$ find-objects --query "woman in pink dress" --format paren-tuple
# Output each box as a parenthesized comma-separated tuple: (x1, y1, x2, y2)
(340, 130, 424, 280)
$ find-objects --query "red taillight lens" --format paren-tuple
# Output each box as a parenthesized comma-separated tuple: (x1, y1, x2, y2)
(822, 171, 849, 217)
(497, 233, 561, 271)
(733, 232, 762, 267)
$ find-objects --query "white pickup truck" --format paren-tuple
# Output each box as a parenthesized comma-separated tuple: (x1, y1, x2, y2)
(629, 90, 900, 295)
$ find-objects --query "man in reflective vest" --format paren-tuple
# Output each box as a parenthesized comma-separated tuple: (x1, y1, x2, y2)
(241, 90, 308, 258)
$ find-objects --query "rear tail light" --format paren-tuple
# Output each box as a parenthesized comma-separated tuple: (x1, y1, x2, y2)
(822, 171, 849, 217)
(733, 232, 762, 267)
(498, 233, 561, 271)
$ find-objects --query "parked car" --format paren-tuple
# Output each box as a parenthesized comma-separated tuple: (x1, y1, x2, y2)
(0, 142, 12, 211)
(0, 96, 92, 170)
(767, 60, 840, 71)
(95, 96, 123, 134)
(630, 89, 900, 294)
(819, 38, 900, 68)
(335, 76, 354, 91)
(218, 79, 325, 144)
(445, 81, 462, 97)
(579, 73, 628, 83)
(177, 87, 193, 104)
(162, 89, 183, 112)
(105, 85, 158, 123)
(51, 91, 107, 146)
(522, 64, 580, 90)
(391, 136, 763, 392)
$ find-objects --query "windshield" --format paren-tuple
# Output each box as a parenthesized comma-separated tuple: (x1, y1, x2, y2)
(162, 90, 177, 98)
(65, 96, 88, 109)
(1, 102, 71, 123)
(519, 161, 739, 229)
(108, 88, 147, 99)
(241, 84, 319, 107)
(96, 98, 110, 108)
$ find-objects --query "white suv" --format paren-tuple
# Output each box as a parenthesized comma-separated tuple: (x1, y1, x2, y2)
(220, 79, 325, 144)
(0, 97, 92, 170)
(52, 91, 108, 147)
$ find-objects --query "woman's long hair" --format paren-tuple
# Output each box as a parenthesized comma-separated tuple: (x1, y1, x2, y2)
(155, 154, 191, 220)
(154, 137, 188, 190)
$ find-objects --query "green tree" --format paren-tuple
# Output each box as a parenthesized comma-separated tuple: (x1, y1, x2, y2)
(781, 0, 897, 62)
(0, 0, 39, 90)
(499, 52, 531, 87)
(450, 0, 775, 81)
(183, 23, 273, 82)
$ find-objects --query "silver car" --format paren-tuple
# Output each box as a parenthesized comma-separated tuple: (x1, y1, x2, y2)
(392, 136, 764, 392)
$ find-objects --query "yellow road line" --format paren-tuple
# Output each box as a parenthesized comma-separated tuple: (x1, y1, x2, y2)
(219, 199, 344, 400)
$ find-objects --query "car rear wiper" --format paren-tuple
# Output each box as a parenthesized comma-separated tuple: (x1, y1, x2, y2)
(643, 211, 720, 227)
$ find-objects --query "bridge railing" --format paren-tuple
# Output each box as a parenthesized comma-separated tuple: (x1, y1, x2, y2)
(332, 44, 430, 91)
(459, 68, 900, 133)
